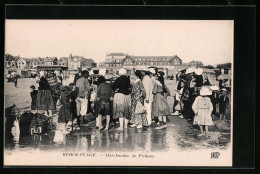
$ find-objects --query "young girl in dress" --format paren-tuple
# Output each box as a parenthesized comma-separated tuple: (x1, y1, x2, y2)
(192, 86, 214, 137)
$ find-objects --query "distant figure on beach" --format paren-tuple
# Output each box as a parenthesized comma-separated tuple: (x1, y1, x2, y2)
(13, 75, 18, 88)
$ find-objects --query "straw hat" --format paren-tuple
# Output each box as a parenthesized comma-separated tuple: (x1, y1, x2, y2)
(185, 67, 195, 74)
(195, 68, 203, 75)
(118, 68, 127, 75)
(148, 68, 156, 74)
(200, 86, 212, 96)
(89, 70, 94, 75)
(99, 68, 106, 76)
(210, 85, 219, 91)
(39, 71, 45, 77)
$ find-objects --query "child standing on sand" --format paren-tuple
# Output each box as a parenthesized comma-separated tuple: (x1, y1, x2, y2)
(58, 86, 73, 132)
(30, 85, 38, 114)
(192, 86, 214, 137)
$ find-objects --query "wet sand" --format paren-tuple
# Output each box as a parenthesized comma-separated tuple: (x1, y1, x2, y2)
(5, 78, 231, 153)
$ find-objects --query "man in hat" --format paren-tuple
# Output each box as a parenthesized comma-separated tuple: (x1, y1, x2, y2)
(13, 74, 18, 88)
(210, 85, 220, 120)
(76, 70, 91, 125)
(74, 67, 82, 84)
(219, 88, 229, 120)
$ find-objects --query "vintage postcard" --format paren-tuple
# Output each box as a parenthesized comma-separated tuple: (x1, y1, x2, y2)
(4, 20, 233, 166)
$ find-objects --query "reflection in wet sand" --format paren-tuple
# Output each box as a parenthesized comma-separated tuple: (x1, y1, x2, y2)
(5, 116, 230, 152)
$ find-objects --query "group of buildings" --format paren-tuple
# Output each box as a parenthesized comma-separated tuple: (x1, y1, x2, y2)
(99, 53, 204, 76)
(6, 52, 224, 78)
(4, 54, 97, 78)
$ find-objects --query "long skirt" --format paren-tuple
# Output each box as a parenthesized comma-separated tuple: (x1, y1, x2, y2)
(36, 90, 56, 110)
(113, 93, 131, 120)
(95, 98, 111, 117)
(130, 98, 148, 126)
(152, 93, 170, 119)
(58, 106, 72, 123)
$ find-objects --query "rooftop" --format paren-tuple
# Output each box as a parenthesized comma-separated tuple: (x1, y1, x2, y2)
(107, 53, 127, 57)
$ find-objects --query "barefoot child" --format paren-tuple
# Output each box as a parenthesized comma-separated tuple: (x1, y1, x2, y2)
(192, 86, 213, 137)
(30, 85, 38, 114)
(172, 81, 184, 118)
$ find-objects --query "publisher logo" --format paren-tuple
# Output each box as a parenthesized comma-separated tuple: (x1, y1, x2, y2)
(211, 152, 220, 159)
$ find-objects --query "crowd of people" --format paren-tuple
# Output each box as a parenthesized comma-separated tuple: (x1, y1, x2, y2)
(28, 66, 230, 137)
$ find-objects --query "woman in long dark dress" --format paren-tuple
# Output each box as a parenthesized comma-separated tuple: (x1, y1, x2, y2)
(36, 71, 56, 117)
(130, 70, 148, 129)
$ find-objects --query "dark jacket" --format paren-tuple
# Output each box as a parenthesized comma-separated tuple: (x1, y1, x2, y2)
(219, 95, 229, 109)
(38, 77, 51, 90)
(112, 75, 131, 95)
(195, 75, 204, 87)
(97, 83, 114, 100)
(30, 90, 38, 110)
(74, 73, 81, 84)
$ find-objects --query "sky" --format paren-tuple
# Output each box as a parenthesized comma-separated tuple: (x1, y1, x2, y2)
(5, 20, 233, 66)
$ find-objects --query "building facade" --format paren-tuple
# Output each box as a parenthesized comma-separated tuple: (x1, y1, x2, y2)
(5, 54, 19, 69)
(58, 57, 68, 67)
(45, 57, 58, 65)
(105, 53, 127, 67)
(82, 59, 97, 69)
(188, 60, 203, 68)
(17, 58, 30, 69)
(68, 54, 85, 71)
(98, 62, 106, 68)
(103, 53, 204, 76)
